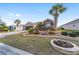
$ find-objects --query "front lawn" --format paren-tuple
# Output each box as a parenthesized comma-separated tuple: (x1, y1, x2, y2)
(63, 30, 79, 32)
(0, 34, 79, 55)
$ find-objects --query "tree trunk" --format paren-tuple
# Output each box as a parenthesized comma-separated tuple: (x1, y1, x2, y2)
(16, 23, 19, 28)
(53, 9, 59, 30)
(16, 23, 19, 31)
(53, 15, 58, 30)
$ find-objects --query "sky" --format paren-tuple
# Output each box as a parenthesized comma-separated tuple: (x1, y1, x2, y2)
(0, 3, 79, 26)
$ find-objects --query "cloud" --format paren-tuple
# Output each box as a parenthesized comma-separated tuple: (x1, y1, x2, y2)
(16, 14, 21, 17)
(9, 13, 14, 16)
(9, 13, 21, 18)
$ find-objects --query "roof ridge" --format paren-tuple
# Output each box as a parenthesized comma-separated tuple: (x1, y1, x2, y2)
(62, 18, 79, 26)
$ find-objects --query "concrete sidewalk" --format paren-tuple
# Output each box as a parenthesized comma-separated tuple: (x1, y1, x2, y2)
(0, 43, 33, 55)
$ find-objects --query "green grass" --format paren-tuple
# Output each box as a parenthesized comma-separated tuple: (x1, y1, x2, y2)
(63, 30, 79, 32)
(0, 34, 79, 55)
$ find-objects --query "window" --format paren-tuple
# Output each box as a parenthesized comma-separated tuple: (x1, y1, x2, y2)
(73, 24, 75, 27)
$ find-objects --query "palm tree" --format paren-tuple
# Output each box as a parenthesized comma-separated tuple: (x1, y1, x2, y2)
(14, 19, 21, 28)
(49, 4, 66, 30)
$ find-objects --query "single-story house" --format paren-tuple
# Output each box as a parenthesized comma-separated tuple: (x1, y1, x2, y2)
(22, 18, 54, 30)
(23, 22, 36, 30)
(61, 19, 79, 30)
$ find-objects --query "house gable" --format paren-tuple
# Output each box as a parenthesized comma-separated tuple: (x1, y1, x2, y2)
(61, 19, 79, 30)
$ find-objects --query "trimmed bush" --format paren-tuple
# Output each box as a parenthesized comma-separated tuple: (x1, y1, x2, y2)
(28, 28, 34, 34)
(69, 32, 77, 37)
(33, 30, 39, 34)
(61, 31, 68, 36)
(73, 32, 79, 36)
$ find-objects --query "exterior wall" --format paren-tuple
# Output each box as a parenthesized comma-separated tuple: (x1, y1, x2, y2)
(24, 26, 33, 30)
(63, 23, 79, 30)
(45, 22, 51, 27)
(8, 26, 16, 31)
(15, 25, 23, 31)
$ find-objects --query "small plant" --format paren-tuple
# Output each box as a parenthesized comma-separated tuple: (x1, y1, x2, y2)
(69, 32, 77, 37)
(28, 28, 34, 34)
(59, 27, 64, 30)
(48, 30, 55, 34)
(61, 31, 68, 36)
(33, 29, 39, 34)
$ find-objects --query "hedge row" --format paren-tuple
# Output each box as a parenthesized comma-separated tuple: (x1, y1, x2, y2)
(61, 31, 79, 37)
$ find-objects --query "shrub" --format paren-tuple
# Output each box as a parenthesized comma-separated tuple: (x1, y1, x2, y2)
(0, 26, 8, 31)
(28, 28, 34, 34)
(33, 30, 39, 34)
(48, 30, 55, 34)
(69, 32, 77, 37)
(52, 29, 56, 31)
(61, 31, 68, 36)
(35, 22, 43, 30)
(3, 26, 8, 30)
(73, 32, 79, 36)
(59, 27, 64, 30)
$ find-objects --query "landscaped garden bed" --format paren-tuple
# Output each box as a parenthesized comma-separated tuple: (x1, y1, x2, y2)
(50, 39, 79, 54)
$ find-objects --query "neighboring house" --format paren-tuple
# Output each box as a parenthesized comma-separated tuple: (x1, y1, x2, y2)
(42, 19, 53, 29)
(23, 22, 35, 30)
(16, 24, 24, 31)
(8, 25, 16, 31)
(23, 19, 54, 30)
(33, 18, 54, 30)
(61, 19, 79, 30)
(9, 24, 24, 31)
